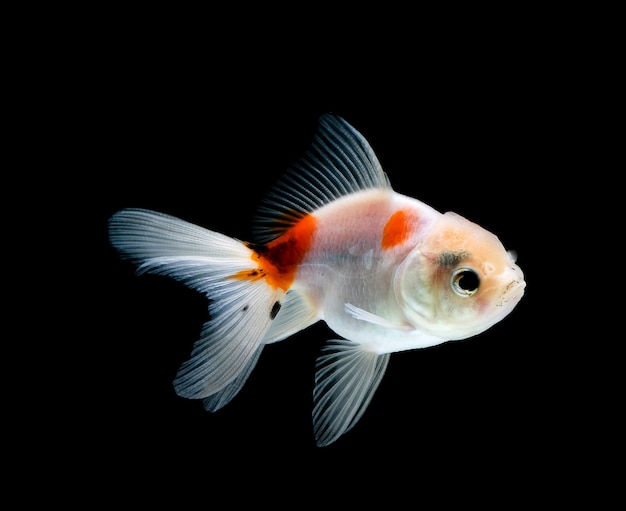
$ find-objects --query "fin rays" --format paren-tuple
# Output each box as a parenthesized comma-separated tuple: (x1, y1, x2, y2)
(253, 114, 391, 243)
(313, 339, 390, 447)
(173, 279, 282, 399)
(202, 346, 264, 412)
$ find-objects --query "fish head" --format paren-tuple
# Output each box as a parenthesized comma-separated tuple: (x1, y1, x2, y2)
(394, 211, 525, 340)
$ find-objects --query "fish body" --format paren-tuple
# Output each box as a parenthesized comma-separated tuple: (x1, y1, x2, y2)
(293, 188, 523, 353)
(109, 115, 525, 446)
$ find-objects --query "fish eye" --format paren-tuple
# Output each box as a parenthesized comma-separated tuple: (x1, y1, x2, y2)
(451, 267, 480, 297)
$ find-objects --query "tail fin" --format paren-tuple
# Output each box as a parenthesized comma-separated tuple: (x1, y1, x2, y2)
(108, 208, 284, 404)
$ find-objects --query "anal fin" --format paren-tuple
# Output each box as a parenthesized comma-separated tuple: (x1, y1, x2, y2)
(313, 339, 390, 447)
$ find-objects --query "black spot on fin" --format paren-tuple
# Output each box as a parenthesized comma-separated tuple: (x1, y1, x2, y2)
(270, 301, 281, 320)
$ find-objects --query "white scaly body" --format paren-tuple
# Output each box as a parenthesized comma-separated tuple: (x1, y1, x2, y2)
(292, 189, 443, 353)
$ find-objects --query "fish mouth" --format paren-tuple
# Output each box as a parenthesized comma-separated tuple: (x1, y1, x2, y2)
(501, 278, 525, 305)
(495, 263, 526, 305)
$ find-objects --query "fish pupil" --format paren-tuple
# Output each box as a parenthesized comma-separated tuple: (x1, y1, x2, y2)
(457, 270, 479, 291)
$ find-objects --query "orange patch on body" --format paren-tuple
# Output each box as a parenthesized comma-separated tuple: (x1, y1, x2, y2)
(233, 214, 317, 291)
(382, 209, 417, 249)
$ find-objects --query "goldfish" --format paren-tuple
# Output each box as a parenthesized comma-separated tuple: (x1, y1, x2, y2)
(108, 114, 525, 446)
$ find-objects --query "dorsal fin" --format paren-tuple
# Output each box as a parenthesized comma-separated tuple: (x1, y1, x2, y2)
(252, 114, 391, 244)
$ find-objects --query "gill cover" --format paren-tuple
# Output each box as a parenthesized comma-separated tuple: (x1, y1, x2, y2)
(395, 210, 523, 340)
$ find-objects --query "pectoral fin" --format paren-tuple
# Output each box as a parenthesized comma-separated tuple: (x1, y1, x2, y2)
(345, 303, 413, 331)
(313, 339, 390, 447)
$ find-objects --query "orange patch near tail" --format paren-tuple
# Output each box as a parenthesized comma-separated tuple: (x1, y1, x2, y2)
(381, 209, 417, 249)
(234, 214, 317, 291)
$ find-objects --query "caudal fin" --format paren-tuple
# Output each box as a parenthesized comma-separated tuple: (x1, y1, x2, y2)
(108, 208, 284, 403)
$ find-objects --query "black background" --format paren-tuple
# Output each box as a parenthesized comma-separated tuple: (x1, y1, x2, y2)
(24, 11, 614, 507)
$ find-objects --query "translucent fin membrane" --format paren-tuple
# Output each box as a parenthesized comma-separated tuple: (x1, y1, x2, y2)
(252, 114, 391, 244)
